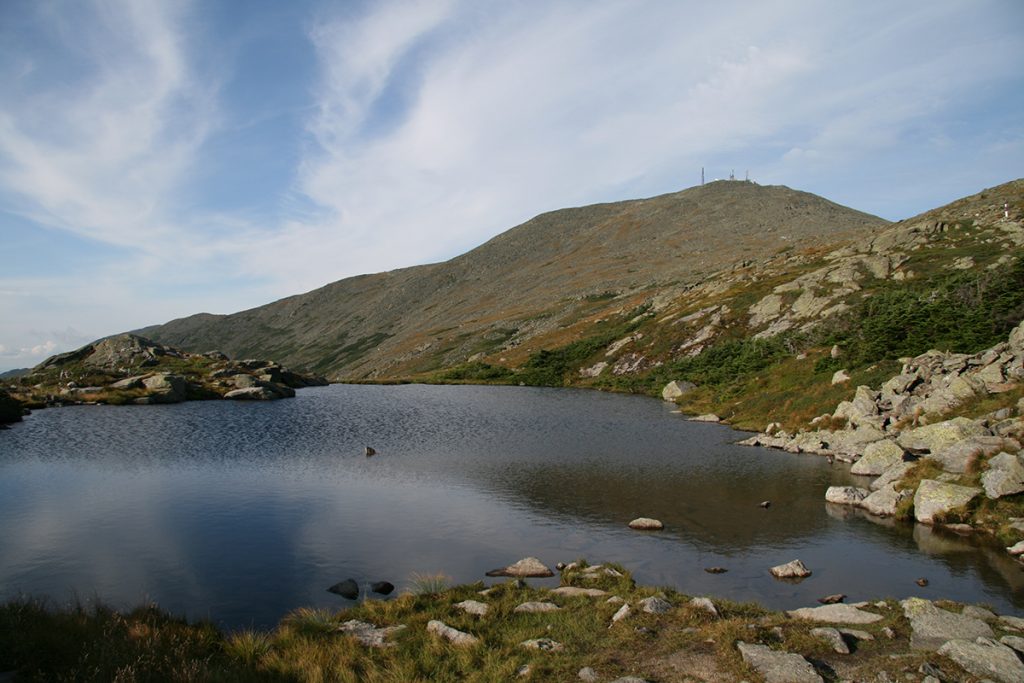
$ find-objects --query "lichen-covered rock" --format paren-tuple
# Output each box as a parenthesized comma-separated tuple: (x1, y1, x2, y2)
(896, 417, 990, 453)
(870, 461, 915, 491)
(913, 480, 981, 524)
(455, 600, 489, 616)
(850, 439, 905, 476)
(927, 436, 1013, 473)
(981, 452, 1024, 499)
(338, 620, 406, 648)
(860, 484, 912, 517)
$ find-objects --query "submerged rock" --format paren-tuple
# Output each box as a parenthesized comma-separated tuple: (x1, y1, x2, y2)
(327, 579, 359, 600)
(370, 581, 395, 595)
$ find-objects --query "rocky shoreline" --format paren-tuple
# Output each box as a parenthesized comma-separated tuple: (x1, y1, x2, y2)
(729, 320, 1024, 567)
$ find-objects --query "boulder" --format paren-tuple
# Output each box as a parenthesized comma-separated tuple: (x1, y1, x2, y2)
(860, 484, 911, 517)
(787, 604, 884, 624)
(981, 452, 1024, 499)
(896, 417, 990, 453)
(628, 517, 664, 530)
(901, 597, 993, 650)
(824, 486, 869, 506)
(871, 460, 915, 491)
(736, 642, 823, 683)
(831, 369, 850, 385)
(455, 600, 489, 616)
(142, 373, 187, 403)
(638, 596, 673, 614)
(485, 557, 554, 578)
(770, 559, 811, 579)
(937, 637, 1024, 683)
(109, 375, 147, 390)
(370, 581, 395, 595)
(687, 597, 717, 617)
(661, 380, 696, 401)
(0, 390, 23, 425)
(913, 480, 981, 524)
(850, 439, 905, 476)
(427, 620, 479, 646)
(927, 436, 1012, 473)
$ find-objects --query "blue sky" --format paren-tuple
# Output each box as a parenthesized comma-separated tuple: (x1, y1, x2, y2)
(1, 0, 1022, 371)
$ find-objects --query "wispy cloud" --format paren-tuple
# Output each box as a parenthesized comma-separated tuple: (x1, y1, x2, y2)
(0, 0, 215, 252)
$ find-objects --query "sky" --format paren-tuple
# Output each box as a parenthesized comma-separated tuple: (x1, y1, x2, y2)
(1, 0, 1022, 371)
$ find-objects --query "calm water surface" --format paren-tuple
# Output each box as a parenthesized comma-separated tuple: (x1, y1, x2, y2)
(0, 384, 1020, 629)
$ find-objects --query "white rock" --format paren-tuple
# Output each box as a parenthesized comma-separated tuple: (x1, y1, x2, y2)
(787, 604, 883, 624)
(455, 600, 489, 616)
(850, 439, 905, 476)
(514, 601, 560, 613)
(427, 620, 479, 646)
(770, 559, 812, 579)
(520, 638, 564, 652)
(825, 486, 869, 506)
(628, 517, 664, 530)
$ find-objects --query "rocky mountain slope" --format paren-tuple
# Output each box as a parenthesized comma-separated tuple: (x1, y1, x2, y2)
(138, 181, 887, 378)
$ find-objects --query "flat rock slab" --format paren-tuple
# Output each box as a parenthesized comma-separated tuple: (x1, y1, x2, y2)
(486, 557, 554, 578)
(514, 601, 560, 613)
(901, 597, 993, 650)
(337, 620, 406, 648)
(938, 637, 1024, 683)
(913, 479, 981, 524)
(787, 604, 884, 624)
(860, 483, 911, 517)
(427, 620, 479, 646)
(628, 517, 664, 530)
(551, 586, 607, 598)
(455, 600, 489, 616)
(896, 417, 989, 453)
(770, 559, 812, 579)
(737, 642, 823, 683)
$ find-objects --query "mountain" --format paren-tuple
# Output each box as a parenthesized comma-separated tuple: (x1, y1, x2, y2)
(139, 181, 887, 378)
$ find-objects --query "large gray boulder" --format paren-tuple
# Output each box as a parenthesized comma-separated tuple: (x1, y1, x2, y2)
(913, 480, 981, 524)
(938, 637, 1024, 683)
(825, 486, 870, 506)
(736, 642, 823, 683)
(860, 484, 912, 517)
(870, 460, 915, 491)
(850, 439, 905, 476)
(981, 452, 1024, 499)
(896, 417, 989, 453)
(927, 436, 1014, 473)
(141, 373, 187, 403)
(901, 597, 993, 650)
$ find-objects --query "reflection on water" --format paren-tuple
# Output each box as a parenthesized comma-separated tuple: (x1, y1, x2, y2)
(0, 384, 1020, 629)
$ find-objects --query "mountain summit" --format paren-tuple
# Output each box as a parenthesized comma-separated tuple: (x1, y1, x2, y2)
(139, 181, 887, 378)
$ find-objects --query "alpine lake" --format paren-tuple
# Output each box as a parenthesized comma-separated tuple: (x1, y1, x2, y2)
(1, 384, 1020, 630)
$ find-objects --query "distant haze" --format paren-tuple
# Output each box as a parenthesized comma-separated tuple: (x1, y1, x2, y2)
(1, 0, 1022, 371)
